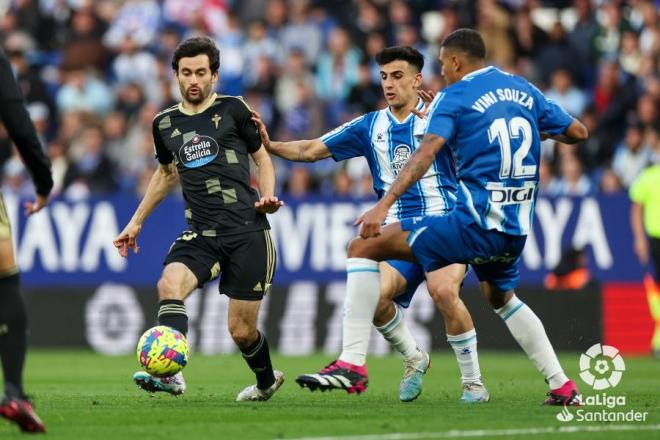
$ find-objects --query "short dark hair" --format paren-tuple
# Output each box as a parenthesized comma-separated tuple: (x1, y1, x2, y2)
(375, 46, 424, 73)
(440, 29, 486, 60)
(171, 37, 220, 73)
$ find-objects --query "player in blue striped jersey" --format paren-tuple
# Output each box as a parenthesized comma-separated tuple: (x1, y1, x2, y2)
(345, 29, 588, 406)
(253, 46, 489, 402)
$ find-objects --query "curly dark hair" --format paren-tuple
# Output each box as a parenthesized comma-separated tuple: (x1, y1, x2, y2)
(171, 37, 220, 73)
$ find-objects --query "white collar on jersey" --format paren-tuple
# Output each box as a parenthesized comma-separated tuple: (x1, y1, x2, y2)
(385, 98, 424, 124)
(178, 92, 218, 115)
(461, 65, 496, 82)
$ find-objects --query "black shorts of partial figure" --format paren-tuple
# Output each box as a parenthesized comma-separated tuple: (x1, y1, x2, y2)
(651, 237, 660, 282)
(165, 229, 276, 300)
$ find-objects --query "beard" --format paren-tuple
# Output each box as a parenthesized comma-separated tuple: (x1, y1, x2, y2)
(180, 84, 211, 104)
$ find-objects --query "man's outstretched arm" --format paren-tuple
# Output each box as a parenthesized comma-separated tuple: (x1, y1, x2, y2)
(251, 111, 332, 162)
(114, 163, 178, 257)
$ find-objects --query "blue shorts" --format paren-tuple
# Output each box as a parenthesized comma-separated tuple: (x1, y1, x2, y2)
(400, 213, 527, 292)
(386, 260, 425, 309)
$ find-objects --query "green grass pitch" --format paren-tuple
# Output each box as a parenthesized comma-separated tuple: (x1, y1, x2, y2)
(1, 351, 658, 439)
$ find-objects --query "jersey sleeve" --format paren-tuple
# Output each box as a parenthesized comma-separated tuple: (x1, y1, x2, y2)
(0, 49, 53, 196)
(530, 84, 574, 135)
(152, 117, 174, 164)
(424, 91, 459, 143)
(320, 115, 368, 161)
(629, 171, 648, 205)
(233, 97, 262, 154)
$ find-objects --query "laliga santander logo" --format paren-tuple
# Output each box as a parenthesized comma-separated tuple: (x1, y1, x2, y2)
(556, 344, 648, 423)
(578, 344, 626, 390)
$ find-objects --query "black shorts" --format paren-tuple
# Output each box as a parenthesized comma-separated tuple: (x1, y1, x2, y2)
(651, 237, 660, 282)
(164, 229, 276, 300)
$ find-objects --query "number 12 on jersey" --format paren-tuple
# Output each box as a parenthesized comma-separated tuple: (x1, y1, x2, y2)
(488, 117, 537, 180)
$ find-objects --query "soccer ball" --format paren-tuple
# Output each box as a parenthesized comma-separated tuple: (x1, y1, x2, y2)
(136, 326, 189, 377)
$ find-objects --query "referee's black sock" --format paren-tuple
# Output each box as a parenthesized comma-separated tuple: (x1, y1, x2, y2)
(157, 299, 188, 336)
(0, 273, 27, 400)
(240, 331, 275, 390)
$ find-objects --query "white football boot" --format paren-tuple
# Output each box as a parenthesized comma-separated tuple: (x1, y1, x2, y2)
(236, 370, 285, 401)
(133, 371, 186, 396)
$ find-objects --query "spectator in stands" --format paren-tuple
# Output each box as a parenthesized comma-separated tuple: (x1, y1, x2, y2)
(103, 0, 160, 50)
(567, 0, 598, 86)
(242, 20, 280, 88)
(274, 50, 314, 115)
(333, 167, 352, 197)
(592, 61, 637, 158)
(316, 27, 361, 103)
(60, 6, 109, 73)
(280, 0, 322, 65)
(112, 36, 161, 105)
(535, 22, 579, 88)
(547, 152, 594, 197)
(316, 27, 361, 125)
(613, 124, 653, 188)
(63, 125, 117, 196)
(545, 68, 587, 118)
(349, 0, 385, 50)
(599, 167, 623, 194)
(347, 59, 381, 116)
(285, 165, 312, 198)
(55, 67, 114, 117)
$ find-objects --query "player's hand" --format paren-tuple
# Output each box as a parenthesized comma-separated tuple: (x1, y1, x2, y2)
(113, 221, 142, 258)
(251, 111, 271, 150)
(354, 204, 388, 239)
(24, 194, 49, 216)
(413, 89, 436, 119)
(634, 237, 649, 265)
(255, 196, 284, 214)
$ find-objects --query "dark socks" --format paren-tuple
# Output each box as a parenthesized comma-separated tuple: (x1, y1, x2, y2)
(240, 332, 275, 390)
(0, 273, 26, 399)
(157, 299, 188, 335)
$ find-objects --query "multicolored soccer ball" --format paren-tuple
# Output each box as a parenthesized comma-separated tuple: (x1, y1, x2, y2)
(136, 326, 189, 377)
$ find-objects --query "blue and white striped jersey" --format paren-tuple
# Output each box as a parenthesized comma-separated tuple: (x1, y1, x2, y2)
(321, 100, 457, 224)
(423, 66, 573, 236)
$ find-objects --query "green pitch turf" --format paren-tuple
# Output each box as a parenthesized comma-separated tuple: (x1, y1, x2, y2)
(1, 351, 658, 439)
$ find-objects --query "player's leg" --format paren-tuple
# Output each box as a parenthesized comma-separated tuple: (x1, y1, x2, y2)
(134, 231, 214, 395)
(646, 238, 660, 357)
(220, 230, 283, 401)
(426, 264, 489, 403)
(373, 261, 430, 402)
(0, 197, 45, 433)
(297, 222, 414, 393)
(229, 299, 284, 401)
(478, 270, 580, 406)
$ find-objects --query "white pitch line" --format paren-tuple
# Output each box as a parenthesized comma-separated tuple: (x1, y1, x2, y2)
(281, 424, 660, 440)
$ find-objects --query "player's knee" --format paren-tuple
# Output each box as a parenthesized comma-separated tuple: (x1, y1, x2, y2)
(487, 289, 514, 309)
(157, 275, 182, 300)
(228, 321, 257, 348)
(347, 237, 373, 259)
(429, 283, 461, 313)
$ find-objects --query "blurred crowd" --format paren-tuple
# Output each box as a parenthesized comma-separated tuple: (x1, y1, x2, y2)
(0, 0, 658, 200)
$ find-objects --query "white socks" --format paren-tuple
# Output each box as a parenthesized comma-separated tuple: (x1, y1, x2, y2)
(339, 258, 381, 366)
(495, 294, 568, 389)
(447, 329, 482, 384)
(375, 304, 419, 361)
